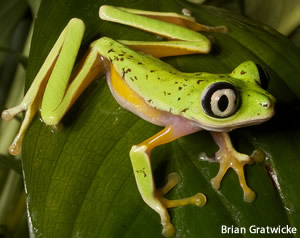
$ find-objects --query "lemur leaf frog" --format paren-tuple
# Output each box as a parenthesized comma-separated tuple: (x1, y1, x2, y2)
(2, 5, 275, 237)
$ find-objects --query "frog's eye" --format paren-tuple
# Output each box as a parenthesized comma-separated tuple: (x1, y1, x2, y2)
(256, 64, 269, 90)
(201, 82, 239, 118)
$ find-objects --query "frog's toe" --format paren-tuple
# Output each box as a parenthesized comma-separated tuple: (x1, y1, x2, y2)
(8, 136, 23, 156)
(251, 149, 265, 163)
(210, 176, 221, 190)
(244, 189, 256, 203)
(158, 173, 181, 195)
(210, 160, 230, 191)
(193, 193, 207, 207)
(158, 173, 207, 209)
(2, 105, 28, 155)
(162, 223, 176, 238)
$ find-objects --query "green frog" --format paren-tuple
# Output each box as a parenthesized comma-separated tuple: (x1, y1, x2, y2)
(2, 5, 275, 237)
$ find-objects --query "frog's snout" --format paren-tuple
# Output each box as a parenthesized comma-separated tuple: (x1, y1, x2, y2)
(256, 93, 276, 117)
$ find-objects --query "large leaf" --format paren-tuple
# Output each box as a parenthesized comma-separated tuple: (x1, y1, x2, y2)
(244, 0, 300, 35)
(22, 0, 300, 237)
(0, 0, 29, 107)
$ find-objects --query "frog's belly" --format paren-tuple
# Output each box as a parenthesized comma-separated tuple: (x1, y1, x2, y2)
(106, 63, 202, 132)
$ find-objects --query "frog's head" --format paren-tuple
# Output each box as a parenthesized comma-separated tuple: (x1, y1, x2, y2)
(193, 61, 275, 131)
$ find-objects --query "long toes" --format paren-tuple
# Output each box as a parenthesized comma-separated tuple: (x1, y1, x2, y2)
(158, 173, 206, 209)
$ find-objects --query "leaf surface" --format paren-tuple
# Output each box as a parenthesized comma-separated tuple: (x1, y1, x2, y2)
(23, 0, 300, 237)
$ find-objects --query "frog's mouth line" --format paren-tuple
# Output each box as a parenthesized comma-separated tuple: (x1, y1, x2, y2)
(198, 110, 275, 132)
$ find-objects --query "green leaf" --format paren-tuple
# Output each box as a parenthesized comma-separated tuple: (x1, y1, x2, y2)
(27, 0, 42, 18)
(0, 0, 28, 62)
(204, 0, 245, 15)
(0, 0, 29, 106)
(290, 27, 300, 47)
(0, 154, 22, 175)
(244, 0, 300, 35)
(22, 0, 300, 237)
(0, 47, 27, 68)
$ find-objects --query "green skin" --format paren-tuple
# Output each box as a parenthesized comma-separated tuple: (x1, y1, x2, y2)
(1, 5, 276, 238)
(96, 37, 275, 131)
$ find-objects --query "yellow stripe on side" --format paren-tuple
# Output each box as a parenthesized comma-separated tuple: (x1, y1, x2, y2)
(110, 64, 162, 121)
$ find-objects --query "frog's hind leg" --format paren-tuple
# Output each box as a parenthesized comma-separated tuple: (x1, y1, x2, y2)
(158, 173, 206, 208)
(99, 5, 227, 58)
(99, 5, 228, 35)
(130, 126, 206, 237)
(2, 18, 106, 155)
(210, 132, 264, 203)
(113, 6, 228, 33)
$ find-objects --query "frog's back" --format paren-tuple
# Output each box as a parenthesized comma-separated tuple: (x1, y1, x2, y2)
(93, 37, 208, 119)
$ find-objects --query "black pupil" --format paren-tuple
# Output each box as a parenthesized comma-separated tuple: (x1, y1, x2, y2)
(218, 95, 228, 112)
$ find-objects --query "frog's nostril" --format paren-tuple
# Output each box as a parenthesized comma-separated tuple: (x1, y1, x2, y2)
(260, 97, 274, 109)
(262, 102, 269, 108)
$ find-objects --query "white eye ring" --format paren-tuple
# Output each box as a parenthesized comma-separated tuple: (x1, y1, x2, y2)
(210, 89, 237, 117)
(201, 82, 239, 118)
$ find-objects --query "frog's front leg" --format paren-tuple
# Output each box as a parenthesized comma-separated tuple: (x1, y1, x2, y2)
(130, 126, 206, 237)
(210, 132, 264, 203)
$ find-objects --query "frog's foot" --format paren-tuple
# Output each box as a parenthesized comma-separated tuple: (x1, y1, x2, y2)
(210, 148, 256, 202)
(210, 132, 264, 203)
(2, 100, 39, 155)
(158, 173, 206, 237)
(158, 173, 206, 208)
(130, 144, 206, 237)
